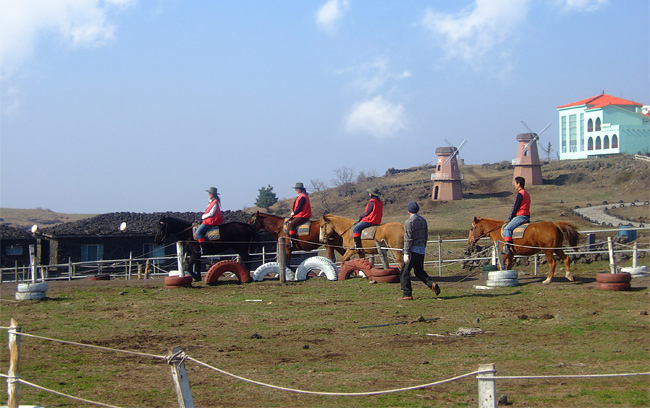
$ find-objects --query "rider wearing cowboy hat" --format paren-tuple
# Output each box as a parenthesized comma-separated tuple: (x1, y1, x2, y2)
(352, 187, 383, 250)
(286, 182, 312, 248)
(196, 186, 223, 253)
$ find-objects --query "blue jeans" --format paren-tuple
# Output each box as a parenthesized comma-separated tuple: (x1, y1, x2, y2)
(503, 215, 530, 239)
(195, 224, 211, 240)
(353, 221, 375, 236)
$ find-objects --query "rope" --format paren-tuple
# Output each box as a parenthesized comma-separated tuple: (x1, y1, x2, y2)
(185, 357, 486, 396)
(0, 374, 125, 408)
(493, 372, 650, 380)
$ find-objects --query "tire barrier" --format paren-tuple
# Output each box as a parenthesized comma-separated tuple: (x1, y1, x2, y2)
(295, 256, 338, 281)
(338, 259, 374, 280)
(252, 262, 295, 282)
(205, 260, 252, 285)
(370, 273, 401, 283)
(621, 266, 648, 278)
(15, 282, 49, 301)
(595, 282, 631, 291)
(87, 274, 111, 280)
(164, 275, 193, 289)
(596, 272, 631, 284)
(367, 266, 400, 283)
(487, 270, 519, 287)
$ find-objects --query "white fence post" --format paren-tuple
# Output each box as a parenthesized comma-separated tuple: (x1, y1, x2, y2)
(438, 235, 443, 276)
(477, 363, 496, 408)
(633, 242, 638, 268)
(168, 347, 194, 408)
(607, 237, 616, 273)
(176, 242, 185, 277)
(7, 318, 21, 408)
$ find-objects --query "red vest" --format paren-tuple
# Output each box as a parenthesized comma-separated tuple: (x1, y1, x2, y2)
(516, 189, 531, 216)
(202, 199, 223, 226)
(292, 193, 311, 218)
(361, 197, 383, 224)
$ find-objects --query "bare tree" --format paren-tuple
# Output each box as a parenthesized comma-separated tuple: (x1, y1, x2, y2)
(310, 179, 332, 213)
(542, 142, 553, 163)
(332, 167, 356, 197)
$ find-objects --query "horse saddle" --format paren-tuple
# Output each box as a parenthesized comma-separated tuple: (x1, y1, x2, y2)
(192, 226, 221, 241)
(501, 222, 530, 239)
(350, 225, 378, 240)
(282, 222, 311, 236)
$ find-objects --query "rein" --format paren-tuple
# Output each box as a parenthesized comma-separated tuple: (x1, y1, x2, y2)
(470, 221, 504, 245)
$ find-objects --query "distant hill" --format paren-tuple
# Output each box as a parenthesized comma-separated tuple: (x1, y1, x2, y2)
(0, 208, 96, 231)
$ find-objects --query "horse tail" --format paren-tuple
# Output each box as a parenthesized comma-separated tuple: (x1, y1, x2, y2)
(555, 222, 579, 247)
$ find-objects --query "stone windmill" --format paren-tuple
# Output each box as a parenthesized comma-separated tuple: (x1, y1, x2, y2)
(431, 139, 466, 201)
(512, 121, 547, 186)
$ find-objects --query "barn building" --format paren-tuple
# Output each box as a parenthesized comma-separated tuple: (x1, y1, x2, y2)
(557, 93, 650, 160)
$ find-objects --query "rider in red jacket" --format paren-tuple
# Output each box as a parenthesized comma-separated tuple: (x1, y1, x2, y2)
(196, 187, 223, 252)
(503, 177, 530, 255)
(286, 182, 311, 248)
(352, 187, 383, 249)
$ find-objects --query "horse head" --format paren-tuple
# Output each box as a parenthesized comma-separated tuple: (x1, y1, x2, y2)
(249, 211, 261, 231)
(154, 216, 169, 245)
(468, 216, 484, 246)
(319, 215, 334, 244)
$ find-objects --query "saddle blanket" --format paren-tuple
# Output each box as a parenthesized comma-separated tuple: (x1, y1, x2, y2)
(501, 222, 529, 239)
(192, 226, 221, 241)
(350, 225, 378, 240)
(283, 222, 311, 236)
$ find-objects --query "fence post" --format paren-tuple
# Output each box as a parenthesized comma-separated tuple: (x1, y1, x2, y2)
(438, 235, 443, 276)
(493, 242, 505, 270)
(477, 363, 496, 408)
(632, 242, 638, 268)
(607, 237, 616, 273)
(176, 242, 185, 277)
(534, 253, 538, 276)
(68, 258, 73, 280)
(127, 252, 133, 279)
(168, 347, 194, 408)
(278, 237, 287, 283)
(8, 318, 21, 408)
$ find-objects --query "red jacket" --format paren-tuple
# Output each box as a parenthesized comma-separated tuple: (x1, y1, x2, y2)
(361, 197, 383, 224)
(292, 193, 311, 218)
(514, 189, 531, 217)
(202, 198, 223, 226)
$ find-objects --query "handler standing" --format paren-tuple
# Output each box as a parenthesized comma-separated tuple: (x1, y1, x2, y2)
(503, 176, 530, 255)
(399, 201, 440, 300)
(196, 187, 223, 253)
(286, 182, 311, 248)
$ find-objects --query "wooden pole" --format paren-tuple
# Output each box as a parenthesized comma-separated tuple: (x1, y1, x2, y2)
(168, 347, 194, 408)
(278, 237, 287, 283)
(494, 241, 505, 270)
(607, 237, 616, 273)
(127, 252, 133, 279)
(477, 363, 496, 408)
(176, 242, 185, 277)
(437, 235, 442, 276)
(632, 242, 638, 268)
(68, 258, 73, 280)
(8, 319, 21, 408)
(29, 245, 36, 283)
(138, 263, 143, 280)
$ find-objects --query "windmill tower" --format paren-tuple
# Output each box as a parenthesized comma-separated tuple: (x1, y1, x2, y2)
(512, 121, 547, 186)
(431, 139, 466, 201)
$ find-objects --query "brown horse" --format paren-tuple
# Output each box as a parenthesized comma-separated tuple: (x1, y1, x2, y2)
(468, 216, 579, 284)
(319, 214, 404, 266)
(249, 211, 345, 263)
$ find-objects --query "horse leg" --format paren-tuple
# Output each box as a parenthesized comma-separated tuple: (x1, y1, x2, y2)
(556, 249, 574, 282)
(186, 257, 202, 282)
(505, 254, 513, 270)
(542, 249, 556, 284)
(340, 249, 355, 263)
(325, 245, 336, 262)
(391, 249, 403, 268)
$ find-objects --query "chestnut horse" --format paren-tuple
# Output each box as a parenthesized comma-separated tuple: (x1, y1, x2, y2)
(249, 211, 345, 263)
(319, 214, 404, 267)
(468, 216, 579, 284)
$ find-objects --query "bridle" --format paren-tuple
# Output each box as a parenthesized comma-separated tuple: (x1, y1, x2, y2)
(251, 212, 284, 236)
(469, 220, 503, 245)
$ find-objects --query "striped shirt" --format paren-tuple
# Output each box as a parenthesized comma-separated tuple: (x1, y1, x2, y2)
(404, 213, 428, 255)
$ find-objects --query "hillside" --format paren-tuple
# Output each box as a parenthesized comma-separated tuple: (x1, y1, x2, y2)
(0, 208, 96, 231)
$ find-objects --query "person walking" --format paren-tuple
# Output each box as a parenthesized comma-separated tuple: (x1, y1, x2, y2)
(399, 201, 440, 300)
(503, 176, 530, 255)
(352, 187, 383, 250)
(286, 182, 312, 248)
(196, 187, 223, 253)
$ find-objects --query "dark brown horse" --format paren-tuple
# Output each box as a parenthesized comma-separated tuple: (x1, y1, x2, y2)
(468, 216, 579, 284)
(249, 211, 345, 263)
(319, 214, 404, 267)
(154, 216, 258, 281)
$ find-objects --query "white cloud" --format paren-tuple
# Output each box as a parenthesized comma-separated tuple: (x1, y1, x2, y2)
(0, 0, 135, 79)
(339, 58, 411, 94)
(344, 96, 407, 138)
(315, 0, 349, 33)
(420, 0, 530, 67)
(555, 0, 608, 13)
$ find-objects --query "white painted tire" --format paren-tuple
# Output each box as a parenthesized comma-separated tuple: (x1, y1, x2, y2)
(295, 256, 338, 281)
(486, 278, 519, 287)
(487, 270, 518, 280)
(621, 266, 648, 277)
(252, 262, 295, 282)
(15, 291, 47, 301)
(17, 282, 49, 293)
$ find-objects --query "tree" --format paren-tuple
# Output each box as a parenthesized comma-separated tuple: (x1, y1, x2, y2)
(332, 167, 356, 197)
(255, 185, 278, 210)
(310, 179, 331, 213)
(542, 142, 553, 163)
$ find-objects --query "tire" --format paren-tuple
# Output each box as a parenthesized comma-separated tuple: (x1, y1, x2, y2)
(482, 264, 498, 272)
(205, 260, 251, 285)
(488, 270, 518, 280)
(621, 266, 648, 275)
(296, 256, 338, 281)
(164, 275, 193, 288)
(15, 291, 46, 301)
(252, 262, 295, 282)
(17, 282, 49, 293)
(595, 282, 631, 291)
(338, 259, 374, 280)
(596, 272, 631, 283)
(368, 267, 400, 278)
(370, 274, 401, 283)
(486, 278, 519, 287)
(87, 274, 111, 280)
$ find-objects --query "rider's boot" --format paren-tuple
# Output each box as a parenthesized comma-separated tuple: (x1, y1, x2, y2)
(198, 239, 205, 254)
(353, 236, 363, 250)
(288, 233, 297, 249)
(502, 241, 512, 255)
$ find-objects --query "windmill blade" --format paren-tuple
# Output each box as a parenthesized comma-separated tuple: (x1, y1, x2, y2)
(444, 139, 467, 165)
(444, 138, 454, 147)
(456, 139, 467, 153)
(520, 122, 551, 153)
(520, 120, 535, 134)
(535, 123, 551, 138)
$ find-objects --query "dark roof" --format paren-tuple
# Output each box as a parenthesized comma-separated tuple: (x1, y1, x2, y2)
(40, 211, 251, 236)
(0, 224, 35, 239)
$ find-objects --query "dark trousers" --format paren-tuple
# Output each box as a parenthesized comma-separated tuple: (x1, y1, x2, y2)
(400, 252, 433, 296)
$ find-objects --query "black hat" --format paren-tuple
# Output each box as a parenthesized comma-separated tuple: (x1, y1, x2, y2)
(407, 201, 419, 213)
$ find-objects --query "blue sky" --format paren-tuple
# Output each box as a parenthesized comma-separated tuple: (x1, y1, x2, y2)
(1, 0, 648, 214)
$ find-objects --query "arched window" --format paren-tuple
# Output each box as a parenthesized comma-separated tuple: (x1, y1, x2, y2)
(595, 117, 601, 131)
(604, 135, 610, 149)
(588, 137, 594, 150)
(437, 164, 441, 171)
(612, 134, 618, 148)
(587, 118, 593, 132)
(433, 186, 439, 200)
(595, 136, 602, 150)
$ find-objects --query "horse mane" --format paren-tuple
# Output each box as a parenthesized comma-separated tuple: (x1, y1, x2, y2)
(476, 217, 505, 225)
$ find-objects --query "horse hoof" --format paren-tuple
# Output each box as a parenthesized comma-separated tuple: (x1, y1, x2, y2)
(542, 279, 551, 285)
(566, 275, 575, 282)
